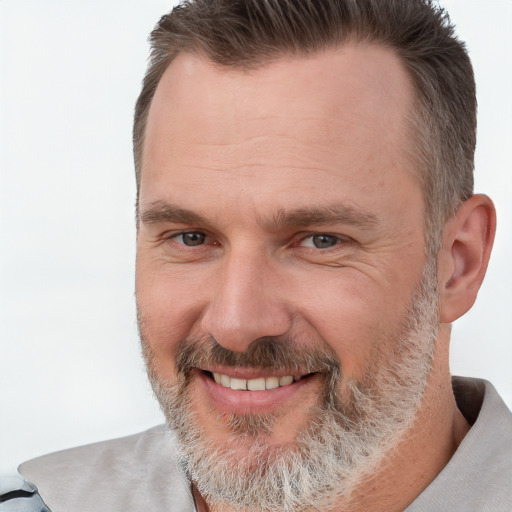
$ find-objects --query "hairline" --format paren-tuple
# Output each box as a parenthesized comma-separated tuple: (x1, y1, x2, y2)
(135, 42, 443, 254)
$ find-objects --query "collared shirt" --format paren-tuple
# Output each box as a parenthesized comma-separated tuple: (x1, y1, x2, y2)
(406, 378, 512, 511)
(10, 377, 512, 512)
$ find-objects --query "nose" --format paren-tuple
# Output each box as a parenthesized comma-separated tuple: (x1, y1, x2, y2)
(200, 250, 293, 352)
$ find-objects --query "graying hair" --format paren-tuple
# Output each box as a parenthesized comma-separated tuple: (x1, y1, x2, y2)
(134, 0, 476, 254)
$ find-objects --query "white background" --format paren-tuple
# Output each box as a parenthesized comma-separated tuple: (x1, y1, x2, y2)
(1, 0, 511, 475)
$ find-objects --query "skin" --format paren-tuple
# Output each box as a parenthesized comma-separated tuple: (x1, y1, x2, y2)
(136, 45, 496, 511)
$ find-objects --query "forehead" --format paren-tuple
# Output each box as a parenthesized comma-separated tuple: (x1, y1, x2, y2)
(140, 44, 421, 219)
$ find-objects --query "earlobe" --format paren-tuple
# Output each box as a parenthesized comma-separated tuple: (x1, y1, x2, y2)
(438, 194, 496, 323)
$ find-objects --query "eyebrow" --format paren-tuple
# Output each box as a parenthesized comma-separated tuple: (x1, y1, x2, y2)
(139, 201, 210, 226)
(139, 200, 378, 230)
(265, 206, 378, 230)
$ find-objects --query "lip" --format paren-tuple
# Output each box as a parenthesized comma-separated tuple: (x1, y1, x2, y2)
(194, 368, 320, 414)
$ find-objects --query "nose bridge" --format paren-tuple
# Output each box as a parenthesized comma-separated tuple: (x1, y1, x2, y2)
(201, 245, 291, 352)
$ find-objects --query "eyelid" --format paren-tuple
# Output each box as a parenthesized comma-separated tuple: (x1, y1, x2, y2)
(164, 228, 205, 237)
(158, 229, 192, 242)
(168, 230, 203, 237)
(162, 229, 352, 249)
(165, 229, 221, 248)
(296, 232, 352, 247)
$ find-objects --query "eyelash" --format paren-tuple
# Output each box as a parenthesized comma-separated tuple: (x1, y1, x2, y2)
(297, 233, 348, 249)
(167, 231, 212, 247)
(166, 231, 351, 251)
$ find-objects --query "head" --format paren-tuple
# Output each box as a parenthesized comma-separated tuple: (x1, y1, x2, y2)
(134, 1, 495, 511)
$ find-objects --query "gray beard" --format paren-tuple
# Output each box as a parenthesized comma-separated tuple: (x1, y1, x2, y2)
(140, 259, 439, 512)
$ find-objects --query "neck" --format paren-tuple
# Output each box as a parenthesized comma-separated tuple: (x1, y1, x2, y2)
(194, 325, 469, 512)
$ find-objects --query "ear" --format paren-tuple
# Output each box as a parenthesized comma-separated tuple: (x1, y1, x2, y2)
(438, 194, 496, 323)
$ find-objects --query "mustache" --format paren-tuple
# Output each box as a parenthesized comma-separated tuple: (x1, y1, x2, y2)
(174, 334, 341, 380)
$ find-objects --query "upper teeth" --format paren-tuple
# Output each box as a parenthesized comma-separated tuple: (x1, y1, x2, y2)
(213, 373, 295, 391)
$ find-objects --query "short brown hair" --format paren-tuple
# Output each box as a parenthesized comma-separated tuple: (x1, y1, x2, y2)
(133, 0, 476, 253)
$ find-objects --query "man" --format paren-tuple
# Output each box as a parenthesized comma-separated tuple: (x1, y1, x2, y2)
(10, 0, 511, 510)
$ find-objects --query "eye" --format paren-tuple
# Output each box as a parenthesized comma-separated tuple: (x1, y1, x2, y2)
(174, 232, 207, 246)
(300, 234, 342, 249)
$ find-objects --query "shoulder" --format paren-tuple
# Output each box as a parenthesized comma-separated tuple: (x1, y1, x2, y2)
(19, 425, 170, 478)
(17, 425, 195, 512)
(408, 377, 512, 512)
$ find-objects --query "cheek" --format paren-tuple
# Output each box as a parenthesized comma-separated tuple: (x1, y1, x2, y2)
(295, 270, 412, 378)
(136, 263, 207, 380)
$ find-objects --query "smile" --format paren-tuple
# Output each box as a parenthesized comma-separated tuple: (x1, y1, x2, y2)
(198, 369, 319, 414)
(212, 372, 298, 391)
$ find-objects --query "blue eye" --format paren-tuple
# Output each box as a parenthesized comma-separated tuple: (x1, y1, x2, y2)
(312, 234, 339, 248)
(301, 234, 340, 249)
(177, 232, 206, 246)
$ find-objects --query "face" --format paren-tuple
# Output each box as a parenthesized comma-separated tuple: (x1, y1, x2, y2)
(136, 45, 437, 510)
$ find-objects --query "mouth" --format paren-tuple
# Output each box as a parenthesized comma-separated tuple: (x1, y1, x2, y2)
(206, 371, 310, 391)
(196, 368, 319, 415)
